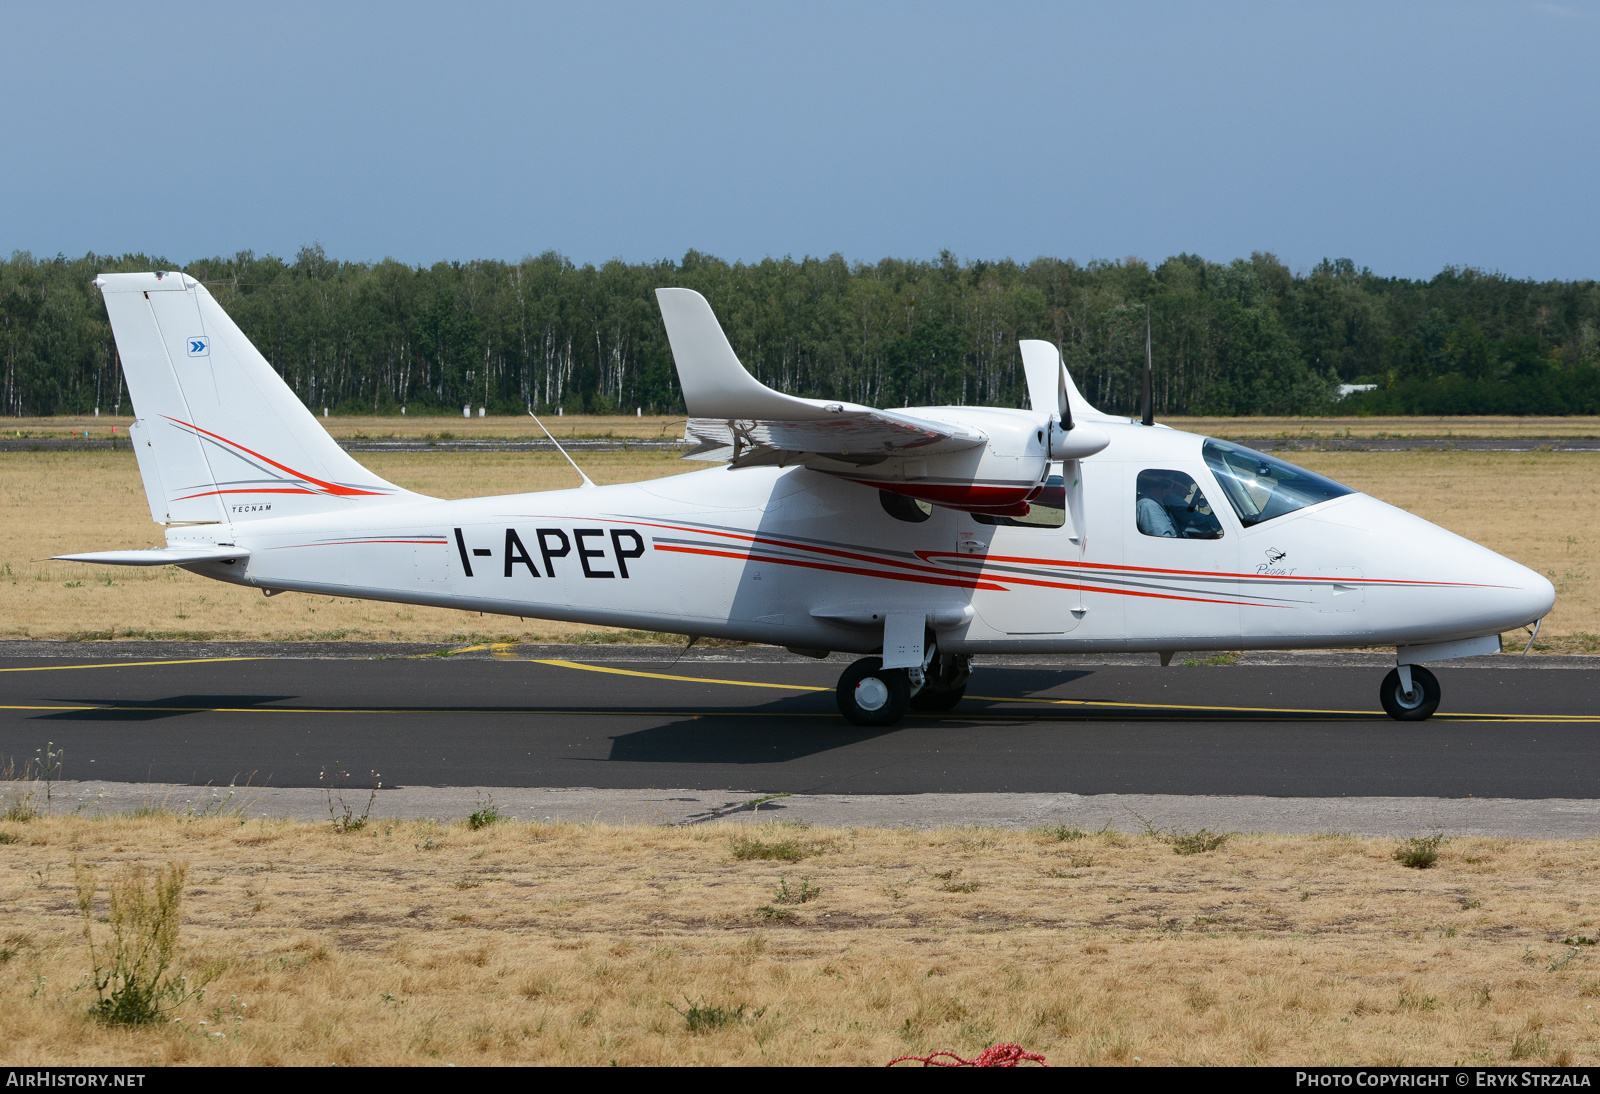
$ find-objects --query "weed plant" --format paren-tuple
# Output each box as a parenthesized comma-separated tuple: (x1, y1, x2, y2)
(731, 837, 805, 862)
(1, 744, 63, 822)
(1395, 834, 1445, 869)
(773, 876, 819, 905)
(467, 794, 501, 830)
(320, 762, 379, 833)
(1170, 829, 1229, 855)
(673, 998, 763, 1032)
(1040, 825, 1090, 842)
(73, 860, 204, 1025)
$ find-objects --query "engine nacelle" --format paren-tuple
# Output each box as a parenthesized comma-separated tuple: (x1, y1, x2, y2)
(1047, 421, 1110, 460)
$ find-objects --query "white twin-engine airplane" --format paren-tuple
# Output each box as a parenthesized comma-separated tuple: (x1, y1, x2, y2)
(61, 272, 1553, 725)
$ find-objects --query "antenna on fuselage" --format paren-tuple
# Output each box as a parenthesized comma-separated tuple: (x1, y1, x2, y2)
(1140, 304, 1154, 427)
(529, 411, 596, 488)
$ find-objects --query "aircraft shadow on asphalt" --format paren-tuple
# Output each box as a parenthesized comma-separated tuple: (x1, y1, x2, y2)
(604, 670, 1106, 765)
(606, 710, 907, 764)
(36, 695, 298, 722)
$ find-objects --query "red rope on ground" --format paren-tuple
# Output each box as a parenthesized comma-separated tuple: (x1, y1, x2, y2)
(886, 1043, 1047, 1067)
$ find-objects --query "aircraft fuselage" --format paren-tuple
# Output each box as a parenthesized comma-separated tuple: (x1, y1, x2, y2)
(180, 418, 1551, 657)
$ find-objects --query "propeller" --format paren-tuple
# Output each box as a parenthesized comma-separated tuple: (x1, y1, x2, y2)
(1019, 340, 1106, 460)
(1140, 304, 1154, 427)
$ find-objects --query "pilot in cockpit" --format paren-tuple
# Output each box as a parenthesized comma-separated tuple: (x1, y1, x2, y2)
(1136, 469, 1224, 540)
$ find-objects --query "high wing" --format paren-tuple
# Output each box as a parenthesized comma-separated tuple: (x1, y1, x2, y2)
(682, 413, 981, 466)
(658, 288, 985, 465)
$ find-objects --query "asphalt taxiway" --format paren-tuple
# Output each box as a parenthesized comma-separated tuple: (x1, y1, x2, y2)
(2, 643, 1597, 801)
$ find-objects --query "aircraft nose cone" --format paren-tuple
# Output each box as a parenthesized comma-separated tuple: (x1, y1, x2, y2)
(1333, 495, 1554, 642)
(1443, 538, 1552, 636)
(1502, 557, 1556, 628)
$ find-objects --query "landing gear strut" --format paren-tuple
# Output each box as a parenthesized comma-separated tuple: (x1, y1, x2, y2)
(1380, 664, 1440, 721)
(910, 652, 972, 712)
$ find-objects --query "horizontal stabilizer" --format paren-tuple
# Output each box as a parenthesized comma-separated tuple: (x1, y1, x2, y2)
(51, 546, 249, 567)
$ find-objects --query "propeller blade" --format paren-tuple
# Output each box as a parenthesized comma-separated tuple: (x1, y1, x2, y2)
(1059, 356, 1073, 432)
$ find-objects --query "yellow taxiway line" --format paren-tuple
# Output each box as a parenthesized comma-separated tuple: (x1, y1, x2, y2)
(530, 658, 831, 692)
(0, 657, 264, 673)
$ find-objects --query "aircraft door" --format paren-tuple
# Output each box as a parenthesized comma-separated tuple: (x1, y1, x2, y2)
(1123, 465, 1241, 643)
(961, 464, 1081, 635)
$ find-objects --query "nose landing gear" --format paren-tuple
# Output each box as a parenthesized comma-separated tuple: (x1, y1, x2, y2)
(1380, 664, 1440, 721)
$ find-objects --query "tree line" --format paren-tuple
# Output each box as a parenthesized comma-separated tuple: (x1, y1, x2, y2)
(3, 246, 1598, 419)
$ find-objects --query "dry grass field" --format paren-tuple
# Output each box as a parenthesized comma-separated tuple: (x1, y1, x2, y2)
(4, 414, 688, 443)
(2, 813, 1598, 1066)
(1168, 416, 1600, 440)
(0, 449, 697, 645)
(0, 444, 1592, 646)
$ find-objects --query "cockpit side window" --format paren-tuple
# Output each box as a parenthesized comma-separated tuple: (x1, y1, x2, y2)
(1201, 440, 1355, 527)
(1135, 469, 1224, 540)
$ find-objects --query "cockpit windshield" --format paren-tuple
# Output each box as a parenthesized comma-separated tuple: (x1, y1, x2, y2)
(1201, 440, 1356, 527)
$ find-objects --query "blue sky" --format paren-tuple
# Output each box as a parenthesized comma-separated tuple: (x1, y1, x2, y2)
(3, 1, 1597, 279)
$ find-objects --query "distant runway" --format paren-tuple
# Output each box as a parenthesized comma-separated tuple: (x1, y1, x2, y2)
(1, 645, 1598, 799)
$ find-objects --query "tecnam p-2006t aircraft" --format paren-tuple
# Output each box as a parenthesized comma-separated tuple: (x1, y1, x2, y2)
(60, 272, 1553, 725)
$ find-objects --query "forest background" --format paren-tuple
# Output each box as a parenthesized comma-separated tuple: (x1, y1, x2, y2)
(4, 247, 1599, 421)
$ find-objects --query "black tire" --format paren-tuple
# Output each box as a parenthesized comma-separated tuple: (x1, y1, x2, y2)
(909, 653, 971, 712)
(909, 684, 966, 711)
(836, 657, 910, 727)
(1380, 665, 1440, 721)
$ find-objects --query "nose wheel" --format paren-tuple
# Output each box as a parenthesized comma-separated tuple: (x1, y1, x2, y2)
(1380, 665, 1440, 721)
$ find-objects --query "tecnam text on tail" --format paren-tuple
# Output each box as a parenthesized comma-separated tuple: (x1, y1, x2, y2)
(59, 273, 1553, 724)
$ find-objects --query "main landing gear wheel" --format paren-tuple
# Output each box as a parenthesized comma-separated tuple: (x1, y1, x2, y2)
(910, 653, 972, 712)
(1380, 665, 1441, 721)
(837, 657, 910, 727)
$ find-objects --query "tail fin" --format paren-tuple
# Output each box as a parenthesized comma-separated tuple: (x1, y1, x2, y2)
(96, 272, 415, 524)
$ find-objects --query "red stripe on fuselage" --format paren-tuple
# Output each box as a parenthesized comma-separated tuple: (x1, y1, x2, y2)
(653, 544, 1009, 591)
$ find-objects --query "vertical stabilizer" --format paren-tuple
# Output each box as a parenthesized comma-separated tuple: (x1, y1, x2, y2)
(96, 272, 417, 524)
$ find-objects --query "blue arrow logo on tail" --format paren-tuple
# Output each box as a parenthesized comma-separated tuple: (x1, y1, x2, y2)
(188, 336, 209, 357)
